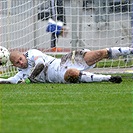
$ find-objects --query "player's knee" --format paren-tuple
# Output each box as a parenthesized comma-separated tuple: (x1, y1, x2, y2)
(64, 68, 80, 83)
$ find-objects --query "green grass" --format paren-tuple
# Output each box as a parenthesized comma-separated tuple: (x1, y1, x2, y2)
(0, 74, 133, 133)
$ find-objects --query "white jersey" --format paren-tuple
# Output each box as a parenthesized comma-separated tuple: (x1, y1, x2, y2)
(8, 49, 55, 83)
(6, 49, 95, 84)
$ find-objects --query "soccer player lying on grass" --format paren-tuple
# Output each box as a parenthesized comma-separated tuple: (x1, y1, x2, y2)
(0, 47, 133, 84)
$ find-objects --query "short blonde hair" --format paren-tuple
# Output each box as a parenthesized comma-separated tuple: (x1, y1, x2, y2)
(9, 51, 21, 64)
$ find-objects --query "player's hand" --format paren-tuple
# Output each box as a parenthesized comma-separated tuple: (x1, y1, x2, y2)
(17, 78, 31, 84)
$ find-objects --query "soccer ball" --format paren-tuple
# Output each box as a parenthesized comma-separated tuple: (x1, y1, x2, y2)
(0, 46, 10, 65)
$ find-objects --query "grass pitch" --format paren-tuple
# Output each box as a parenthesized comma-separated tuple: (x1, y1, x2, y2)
(0, 74, 132, 133)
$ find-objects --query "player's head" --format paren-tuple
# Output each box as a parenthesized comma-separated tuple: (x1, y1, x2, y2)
(9, 51, 28, 68)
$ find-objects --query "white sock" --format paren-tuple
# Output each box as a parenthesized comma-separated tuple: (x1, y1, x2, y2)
(80, 71, 111, 83)
(107, 47, 133, 59)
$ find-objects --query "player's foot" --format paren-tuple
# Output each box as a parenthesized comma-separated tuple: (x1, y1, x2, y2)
(107, 47, 133, 59)
(109, 76, 122, 83)
(46, 18, 63, 36)
(51, 47, 62, 52)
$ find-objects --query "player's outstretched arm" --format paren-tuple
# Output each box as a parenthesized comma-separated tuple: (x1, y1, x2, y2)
(0, 78, 11, 84)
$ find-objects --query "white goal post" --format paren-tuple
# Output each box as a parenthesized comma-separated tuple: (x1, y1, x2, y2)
(0, 0, 133, 77)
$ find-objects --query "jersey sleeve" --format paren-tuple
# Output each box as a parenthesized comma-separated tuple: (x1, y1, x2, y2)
(27, 49, 46, 65)
(7, 68, 32, 84)
(34, 56, 45, 65)
(0, 71, 28, 84)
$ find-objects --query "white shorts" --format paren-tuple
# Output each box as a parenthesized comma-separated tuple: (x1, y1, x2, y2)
(47, 49, 95, 83)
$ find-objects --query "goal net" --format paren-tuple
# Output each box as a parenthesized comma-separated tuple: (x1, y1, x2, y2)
(0, 0, 133, 77)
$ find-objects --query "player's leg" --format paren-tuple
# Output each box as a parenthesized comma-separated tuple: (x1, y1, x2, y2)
(83, 47, 133, 66)
(80, 71, 122, 83)
(51, 32, 57, 48)
(83, 49, 108, 66)
(64, 68, 122, 83)
(50, 32, 62, 52)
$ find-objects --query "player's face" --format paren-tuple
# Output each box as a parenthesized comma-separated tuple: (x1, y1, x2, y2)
(12, 54, 28, 68)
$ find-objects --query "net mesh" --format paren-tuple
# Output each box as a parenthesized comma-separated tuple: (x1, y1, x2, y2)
(0, 0, 133, 77)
